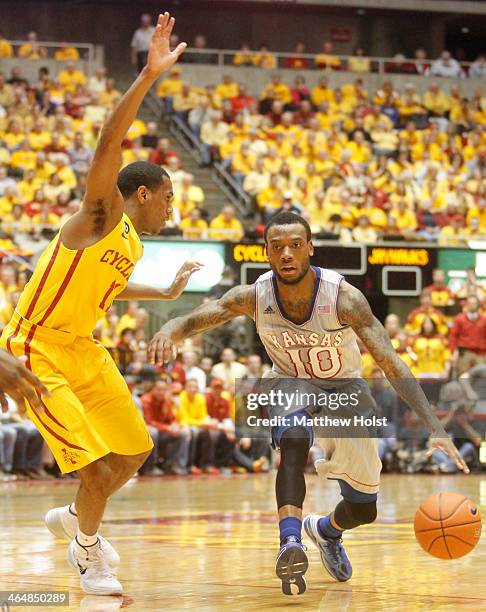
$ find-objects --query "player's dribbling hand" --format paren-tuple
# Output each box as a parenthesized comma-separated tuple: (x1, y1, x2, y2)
(0, 351, 49, 414)
(427, 434, 470, 474)
(147, 331, 176, 365)
(145, 12, 187, 76)
(167, 261, 204, 300)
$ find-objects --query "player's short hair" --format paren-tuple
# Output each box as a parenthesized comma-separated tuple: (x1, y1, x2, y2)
(264, 212, 312, 243)
(117, 161, 170, 199)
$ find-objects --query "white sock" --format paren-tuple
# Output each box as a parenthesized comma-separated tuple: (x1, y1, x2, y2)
(69, 503, 77, 516)
(76, 528, 98, 547)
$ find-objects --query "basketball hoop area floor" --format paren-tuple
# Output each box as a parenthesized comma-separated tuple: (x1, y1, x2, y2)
(1, 473, 485, 611)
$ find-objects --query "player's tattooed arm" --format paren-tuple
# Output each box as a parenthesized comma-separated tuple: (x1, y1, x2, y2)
(337, 281, 469, 474)
(147, 285, 255, 364)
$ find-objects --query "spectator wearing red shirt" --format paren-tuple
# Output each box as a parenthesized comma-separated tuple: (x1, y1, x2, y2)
(148, 137, 180, 166)
(204, 379, 235, 471)
(284, 42, 310, 70)
(231, 84, 255, 114)
(450, 296, 486, 375)
(292, 100, 315, 127)
(141, 381, 188, 475)
(290, 76, 310, 107)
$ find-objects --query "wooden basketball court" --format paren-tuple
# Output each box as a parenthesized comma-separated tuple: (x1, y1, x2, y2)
(1, 473, 484, 611)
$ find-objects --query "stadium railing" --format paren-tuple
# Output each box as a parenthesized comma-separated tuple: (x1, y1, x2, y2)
(179, 48, 479, 77)
(2, 40, 101, 75)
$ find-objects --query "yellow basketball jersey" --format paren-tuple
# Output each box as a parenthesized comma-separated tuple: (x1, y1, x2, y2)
(16, 214, 143, 336)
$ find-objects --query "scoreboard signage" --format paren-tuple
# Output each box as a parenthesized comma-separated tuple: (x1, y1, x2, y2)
(367, 248, 430, 267)
(227, 242, 437, 296)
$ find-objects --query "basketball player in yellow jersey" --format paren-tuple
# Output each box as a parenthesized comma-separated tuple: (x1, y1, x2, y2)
(0, 12, 192, 596)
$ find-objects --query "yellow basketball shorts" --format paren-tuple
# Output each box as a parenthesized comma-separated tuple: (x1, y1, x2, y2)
(1, 312, 153, 473)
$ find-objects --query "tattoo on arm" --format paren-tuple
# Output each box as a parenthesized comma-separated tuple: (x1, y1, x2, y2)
(338, 281, 443, 433)
(162, 285, 255, 341)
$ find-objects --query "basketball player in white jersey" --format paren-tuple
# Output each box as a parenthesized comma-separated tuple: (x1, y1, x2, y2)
(149, 212, 468, 595)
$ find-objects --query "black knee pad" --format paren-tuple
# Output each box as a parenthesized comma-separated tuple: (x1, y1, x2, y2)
(334, 499, 377, 529)
(276, 427, 310, 509)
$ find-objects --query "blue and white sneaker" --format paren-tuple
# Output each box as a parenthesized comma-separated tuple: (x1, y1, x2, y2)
(303, 514, 352, 582)
(275, 536, 308, 595)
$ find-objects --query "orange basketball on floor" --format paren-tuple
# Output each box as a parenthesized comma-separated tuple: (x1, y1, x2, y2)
(414, 492, 482, 559)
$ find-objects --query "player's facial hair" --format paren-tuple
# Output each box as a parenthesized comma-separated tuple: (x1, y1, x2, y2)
(272, 260, 311, 285)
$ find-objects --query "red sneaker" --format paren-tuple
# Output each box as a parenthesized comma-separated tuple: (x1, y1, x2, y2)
(190, 466, 202, 475)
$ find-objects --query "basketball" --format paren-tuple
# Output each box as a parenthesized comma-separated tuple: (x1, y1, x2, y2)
(414, 492, 482, 559)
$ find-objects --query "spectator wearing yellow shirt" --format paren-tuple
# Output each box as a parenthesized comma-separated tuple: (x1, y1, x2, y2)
(311, 76, 334, 107)
(0, 33, 13, 57)
(347, 131, 372, 164)
(370, 120, 399, 155)
(392, 200, 418, 232)
(57, 62, 87, 93)
(17, 32, 47, 59)
(32, 152, 55, 182)
(200, 112, 229, 166)
(51, 154, 77, 188)
(179, 208, 208, 239)
(405, 291, 448, 337)
(243, 157, 270, 198)
(209, 206, 244, 241)
(177, 379, 211, 475)
(253, 44, 276, 69)
(352, 215, 378, 244)
(2, 203, 32, 234)
(233, 42, 254, 66)
(411, 317, 451, 379)
(466, 197, 486, 231)
(54, 44, 80, 61)
(257, 174, 282, 213)
(363, 107, 393, 134)
(0, 74, 14, 108)
(9, 140, 37, 171)
(423, 82, 450, 117)
(3, 118, 25, 151)
(261, 74, 291, 106)
(216, 75, 239, 100)
(348, 48, 370, 73)
(156, 66, 184, 114)
(43, 172, 71, 204)
(439, 215, 467, 246)
(231, 143, 255, 184)
(28, 120, 52, 151)
(172, 175, 204, 220)
(99, 78, 122, 109)
(32, 202, 60, 227)
(17, 168, 41, 202)
(0, 186, 20, 215)
(173, 83, 200, 120)
(315, 41, 341, 70)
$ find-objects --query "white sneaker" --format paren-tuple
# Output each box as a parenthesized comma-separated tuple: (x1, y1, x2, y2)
(68, 538, 123, 596)
(45, 506, 120, 568)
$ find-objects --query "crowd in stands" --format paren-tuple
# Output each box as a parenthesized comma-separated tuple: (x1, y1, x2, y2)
(157, 68, 486, 244)
(0, 50, 249, 242)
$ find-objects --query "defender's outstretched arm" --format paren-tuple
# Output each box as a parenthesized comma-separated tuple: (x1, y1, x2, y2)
(147, 285, 255, 364)
(117, 261, 203, 301)
(337, 280, 469, 474)
(64, 13, 186, 240)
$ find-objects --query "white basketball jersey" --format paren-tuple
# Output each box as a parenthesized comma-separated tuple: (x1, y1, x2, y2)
(255, 266, 362, 378)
